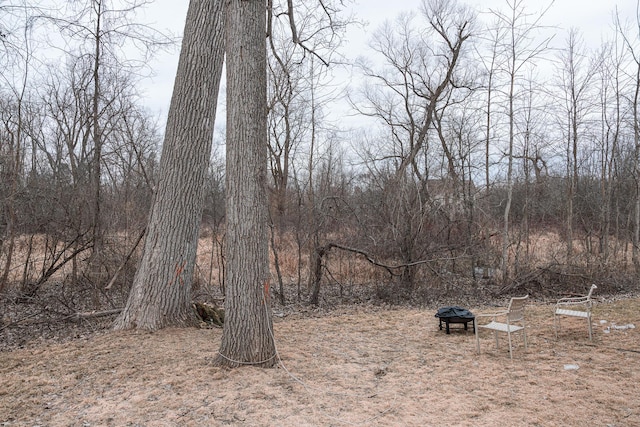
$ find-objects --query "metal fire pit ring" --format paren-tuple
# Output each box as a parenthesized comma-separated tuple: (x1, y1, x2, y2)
(435, 306, 475, 334)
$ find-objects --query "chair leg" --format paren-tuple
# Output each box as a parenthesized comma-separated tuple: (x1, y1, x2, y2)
(494, 330, 499, 349)
(507, 332, 513, 359)
(475, 325, 481, 353)
(554, 314, 559, 339)
(587, 315, 593, 341)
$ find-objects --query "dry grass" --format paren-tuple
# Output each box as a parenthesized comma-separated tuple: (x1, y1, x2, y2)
(1, 297, 639, 426)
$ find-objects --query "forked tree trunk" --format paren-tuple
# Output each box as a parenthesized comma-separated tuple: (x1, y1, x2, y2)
(113, 0, 225, 330)
(214, 0, 277, 368)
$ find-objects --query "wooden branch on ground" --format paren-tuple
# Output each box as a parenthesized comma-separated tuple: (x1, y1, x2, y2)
(0, 312, 40, 331)
(322, 242, 453, 276)
(68, 309, 123, 320)
(0, 308, 123, 331)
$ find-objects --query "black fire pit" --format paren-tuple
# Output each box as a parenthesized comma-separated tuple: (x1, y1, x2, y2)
(435, 306, 475, 334)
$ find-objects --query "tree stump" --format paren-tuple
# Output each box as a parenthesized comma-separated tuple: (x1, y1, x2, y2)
(193, 301, 224, 327)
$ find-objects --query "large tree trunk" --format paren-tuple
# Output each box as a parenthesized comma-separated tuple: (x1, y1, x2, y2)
(214, 0, 277, 368)
(113, 0, 225, 330)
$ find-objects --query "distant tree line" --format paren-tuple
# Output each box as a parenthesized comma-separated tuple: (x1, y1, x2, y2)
(2, 0, 640, 308)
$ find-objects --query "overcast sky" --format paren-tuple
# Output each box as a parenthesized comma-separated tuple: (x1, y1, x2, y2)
(138, 0, 635, 124)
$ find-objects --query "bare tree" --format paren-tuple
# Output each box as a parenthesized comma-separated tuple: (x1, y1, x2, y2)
(475, 16, 508, 192)
(616, 4, 640, 272)
(489, 0, 552, 281)
(266, 18, 311, 305)
(554, 29, 597, 260)
(214, 0, 277, 367)
(511, 73, 552, 270)
(594, 37, 625, 262)
(265, 0, 349, 305)
(350, 0, 474, 292)
(113, 0, 225, 330)
(51, 0, 171, 269)
(0, 1, 34, 291)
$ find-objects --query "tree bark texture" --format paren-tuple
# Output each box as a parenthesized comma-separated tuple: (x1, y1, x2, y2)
(113, 0, 225, 330)
(215, 0, 277, 367)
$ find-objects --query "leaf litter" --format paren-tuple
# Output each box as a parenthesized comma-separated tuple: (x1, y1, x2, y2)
(1, 298, 639, 426)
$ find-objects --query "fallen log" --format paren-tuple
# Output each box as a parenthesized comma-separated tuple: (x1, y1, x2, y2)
(69, 309, 123, 320)
(193, 301, 224, 327)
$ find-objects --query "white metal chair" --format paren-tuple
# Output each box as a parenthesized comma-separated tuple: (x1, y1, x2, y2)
(554, 284, 597, 340)
(475, 295, 528, 359)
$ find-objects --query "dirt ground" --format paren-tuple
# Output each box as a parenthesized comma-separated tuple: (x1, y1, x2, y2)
(1, 297, 639, 427)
